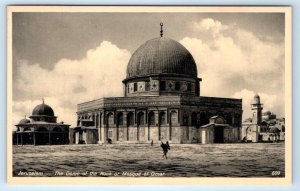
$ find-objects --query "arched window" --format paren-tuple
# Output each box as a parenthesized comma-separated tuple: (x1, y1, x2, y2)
(191, 112, 201, 126)
(148, 111, 155, 126)
(127, 112, 134, 126)
(191, 112, 197, 126)
(159, 111, 166, 125)
(137, 112, 145, 125)
(117, 112, 123, 126)
(183, 112, 189, 125)
(200, 112, 209, 126)
(170, 111, 177, 125)
(225, 113, 232, 125)
(107, 113, 114, 126)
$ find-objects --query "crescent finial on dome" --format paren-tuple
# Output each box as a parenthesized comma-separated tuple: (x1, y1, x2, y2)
(160, 22, 163, 37)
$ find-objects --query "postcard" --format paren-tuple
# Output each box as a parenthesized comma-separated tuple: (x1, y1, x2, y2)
(7, 6, 292, 184)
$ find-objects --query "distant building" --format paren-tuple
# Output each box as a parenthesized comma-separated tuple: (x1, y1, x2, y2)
(13, 101, 70, 145)
(200, 116, 240, 144)
(262, 111, 276, 121)
(241, 94, 285, 142)
(71, 25, 243, 144)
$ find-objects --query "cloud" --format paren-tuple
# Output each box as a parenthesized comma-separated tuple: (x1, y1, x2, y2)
(13, 41, 131, 128)
(232, 89, 282, 119)
(181, 18, 285, 118)
(12, 18, 285, 129)
(191, 18, 229, 37)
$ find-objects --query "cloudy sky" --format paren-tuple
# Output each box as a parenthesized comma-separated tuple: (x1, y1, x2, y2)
(12, 11, 285, 128)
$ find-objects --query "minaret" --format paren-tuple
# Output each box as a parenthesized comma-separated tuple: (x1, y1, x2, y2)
(251, 94, 263, 142)
(251, 94, 263, 125)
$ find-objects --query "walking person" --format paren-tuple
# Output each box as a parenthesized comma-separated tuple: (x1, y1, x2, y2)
(161, 141, 170, 159)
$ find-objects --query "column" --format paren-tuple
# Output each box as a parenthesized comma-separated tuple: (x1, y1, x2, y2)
(49, 131, 51, 145)
(101, 113, 105, 143)
(94, 113, 97, 128)
(123, 112, 128, 141)
(155, 110, 159, 140)
(98, 112, 101, 143)
(232, 112, 235, 127)
(33, 132, 36, 146)
(16, 133, 18, 145)
(145, 112, 149, 142)
(21, 133, 23, 146)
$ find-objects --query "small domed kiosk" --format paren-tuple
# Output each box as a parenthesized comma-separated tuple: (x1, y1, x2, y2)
(14, 100, 70, 145)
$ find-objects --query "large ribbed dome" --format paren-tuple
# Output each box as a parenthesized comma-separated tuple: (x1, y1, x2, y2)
(32, 103, 54, 116)
(126, 37, 198, 78)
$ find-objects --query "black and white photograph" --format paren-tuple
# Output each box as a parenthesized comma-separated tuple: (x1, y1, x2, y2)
(7, 6, 292, 184)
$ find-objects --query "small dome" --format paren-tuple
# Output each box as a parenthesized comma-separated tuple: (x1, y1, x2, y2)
(252, 93, 261, 104)
(264, 111, 272, 115)
(126, 37, 198, 79)
(18, 118, 30, 124)
(269, 127, 280, 133)
(254, 94, 260, 98)
(32, 102, 54, 116)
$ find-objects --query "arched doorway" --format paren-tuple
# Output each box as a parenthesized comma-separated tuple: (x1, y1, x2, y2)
(169, 111, 177, 140)
(23, 127, 33, 145)
(191, 112, 197, 126)
(106, 112, 114, 141)
(127, 112, 134, 141)
(137, 112, 145, 141)
(148, 111, 155, 141)
(35, 126, 49, 145)
(159, 111, 166, 140)
(99, 113, 103, 141)
(116, 112, 123, 141)
(52, 127, 65, 145)
(214, 126, 224, 143)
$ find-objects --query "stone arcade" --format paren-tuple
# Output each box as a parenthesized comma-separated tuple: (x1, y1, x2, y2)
(71, 28, 243, 144)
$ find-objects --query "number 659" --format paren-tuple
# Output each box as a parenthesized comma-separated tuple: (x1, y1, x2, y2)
(272, 171, 281, 176)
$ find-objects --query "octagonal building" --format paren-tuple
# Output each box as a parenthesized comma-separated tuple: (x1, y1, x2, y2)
(74, 32, 243, 144)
